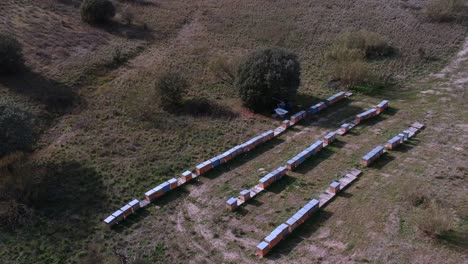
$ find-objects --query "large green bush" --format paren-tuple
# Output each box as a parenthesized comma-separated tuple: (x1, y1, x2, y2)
(0, 34, 24, 75)
(0, 104, 36, 157)
(155, 72, 188, 110)
(235, 48, 301, 112)
(80, 0, 116, 25)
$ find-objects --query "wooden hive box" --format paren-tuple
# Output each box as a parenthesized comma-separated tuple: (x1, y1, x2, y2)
(111, 210, 124, 222)
(128, 199, 140, 212)
(182, 171, 193, 182)
(329, 181, 341, 194)
(376, 100, 389, 114)
(286, 216, 300, 233)
(103, 215, 116, 228)
(324, 131, 337, 145)
(226, 198, 238, 211)
(121, 204, 133, 218)
(340, 123, 351, 133)
(264, 229, 282, 247)
(282, 120, 290, 128)
(239, 190, 251, 201)
(256, 241, 270, 257)
(168, 178, 178, 190)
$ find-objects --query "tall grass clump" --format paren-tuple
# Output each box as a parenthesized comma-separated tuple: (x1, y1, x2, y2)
(327, 30, 394, 60)
(425, 0, 465, 22)
(326, 30, 394, 94)
(412, 200, 456, 238)
(0, 33, 24, 75)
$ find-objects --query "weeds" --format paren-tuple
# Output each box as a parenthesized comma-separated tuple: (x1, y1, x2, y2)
(412, 200, 456, 238)
(425, 0, 466, 22)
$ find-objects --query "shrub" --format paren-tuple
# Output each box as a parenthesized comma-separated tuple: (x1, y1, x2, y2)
(235, 48, 301, 112)
(208, 56, 238, 85)
(0, 33, 24, 75)
(328, 30, 394, 60)
(0, 104, 36, 157)
(155, 72, 188, 110)
(413, 200, 456, 238)
(80, 0, 116, 25)
(425, 0, 465, 22)
(121, 5, 134, 25)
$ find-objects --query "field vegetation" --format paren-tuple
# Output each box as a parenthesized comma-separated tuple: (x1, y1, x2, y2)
(0, 0, 466, 263)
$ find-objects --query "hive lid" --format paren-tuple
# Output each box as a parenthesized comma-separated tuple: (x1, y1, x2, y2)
(167, 178, 177, 184)
(182, 171, 192, 177)
(286, 216, 299, 226)
(240, 190, 250, 196)
(104, 215, 115, 224)
(257, 241, 269, 250)
(112, 210, 123, 217)
(128, 199, 139, 206)
(120, 204, 131, 212)
(330, 181, 340, 188)
(145, 189, 155, 196)
(226, 198, 237, 205)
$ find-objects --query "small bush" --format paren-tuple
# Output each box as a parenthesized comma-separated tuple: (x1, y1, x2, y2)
(80, 0, 116, 25)
(425, 0, 465, 22)
(0, 199, 33, 230)
(120, 5, 134, 25)
(413, 200, 456, 238)
(235, 48, 301, 112)
(328, 30, 394, 60)
(0, 33, 24, 75)
(208, 56, 238, 85)
(0, 104, 36, 157)
(155, 72, 188, 110)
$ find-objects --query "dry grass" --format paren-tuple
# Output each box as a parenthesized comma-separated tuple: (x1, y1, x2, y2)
(412, 200, 456, 238)
(425, 0, 466, 22)
(0, 0, 467, 263)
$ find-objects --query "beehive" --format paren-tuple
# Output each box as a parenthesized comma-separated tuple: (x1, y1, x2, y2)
(128, 199, 140, 212)
(256, 241, 270, 257)
(226, 198, 238, 211)
(329, 181, 341, 194)
(182, 171, 193, 182)
(239, 190, 251, 201)
(324, 131, 337, 145)
(361, 146, 384, 167)
(385, 136, 401, 150)
(168, 178, 178, 189)
(376, 100, 389, 114)
(282, 120, 290, 128)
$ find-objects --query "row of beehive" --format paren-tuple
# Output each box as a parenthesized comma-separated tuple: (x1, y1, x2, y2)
(361, 122, 425, 167)
(256, 172, 360, 257)
(196, 130, 275, 175)
(103, 199, 141, 226)
(355, 100, 388, 123)
(310, 91, 347, 114)
(103, 92, 350, 227)
(286, 140, 324, 170)
(226, 130, 339, 211)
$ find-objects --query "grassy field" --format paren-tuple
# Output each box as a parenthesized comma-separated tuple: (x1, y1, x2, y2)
(0, 0, 467, 263)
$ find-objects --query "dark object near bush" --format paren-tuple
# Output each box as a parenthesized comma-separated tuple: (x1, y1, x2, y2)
(0, 104, 36, 157)
(155, 72, 188, 110)
(0, 34, 24, 75)
(235, 48, 301, 112)
(80, 0, 116, 24)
